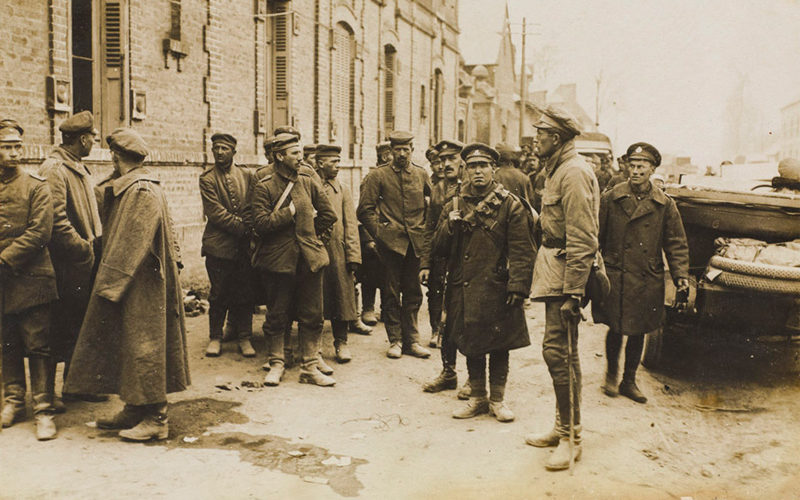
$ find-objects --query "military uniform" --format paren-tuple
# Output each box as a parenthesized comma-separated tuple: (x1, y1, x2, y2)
(0, 121, 58, 438)
(526, 106, 600, 470)
(357, 131, 431, 358)
(251, 134, 338, 386)
(494, 144, 535, 203)
(36, 112, 102, 377)
(200, 133, 256, 356)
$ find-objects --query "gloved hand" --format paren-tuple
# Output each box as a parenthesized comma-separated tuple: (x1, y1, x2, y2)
(506, 292, 525, 307)
(560, 296, 582, 324)
(419, 269, 430, 286)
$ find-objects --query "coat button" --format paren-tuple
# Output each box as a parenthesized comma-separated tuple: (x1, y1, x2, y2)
(464, 254, 469, 260)
(464, 281, 469, 287)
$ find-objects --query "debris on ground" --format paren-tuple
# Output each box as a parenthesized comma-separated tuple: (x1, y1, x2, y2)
(288, 450, 306, 458)
(183, 289, 209, 317)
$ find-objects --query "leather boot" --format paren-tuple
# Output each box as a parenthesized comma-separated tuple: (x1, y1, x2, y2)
(452, 397, 489, 419)
(35, 412, 57, 441)
(361, 309, 377, 326)
(526, 407, 561, 447)
(386, 342, 402, 359)
(334, 342, 352, 363)
(489, 384, 514, 422)
(457, 380, 471, 400)
(238, 338, 256, 358)
(263, 362, 285, 386)
(403, 342, 431, 359)
(602, 370, 619, 397)
(1, 398, 25, 428)
(317, 355, 334, 375)
(349, 319, 372, 335)
(619, 378, 647, 403)
(205, 339, 222, 357)
(545, 436, 582, 471)
(30, 356, 57, 440)
(299, 364, 336, 387)
(97, 405, 147, 430)
(118, 405, 169, 442)
(422, 368, 457, 393)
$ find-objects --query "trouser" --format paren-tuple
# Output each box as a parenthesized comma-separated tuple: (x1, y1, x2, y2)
(2, 303, 54, 414)
(331, 319, 348, 345)
(439, 292, 459, 375)
(605, 329, 644, 382)
(379, 243, 422, 345)
(261, 258, 323, 368)
(358, 244, 382, 312)
(543, 299, 581, 437)
(466, 350, 509, 401)
(427, 257, 446, 331)
(206, 255, 253, 340)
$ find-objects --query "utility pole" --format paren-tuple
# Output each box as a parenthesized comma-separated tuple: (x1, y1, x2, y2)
(519, 17, 527, 143)
(595, 73, 601, 129)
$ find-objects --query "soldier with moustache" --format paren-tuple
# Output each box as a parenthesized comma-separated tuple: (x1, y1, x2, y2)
(523, 105, 600, 471)
(36, 111, 104, 410)
(357, 131, 431, 359)
(431, 143, 536, 422)
(0, 119, 59, 440)
(427, 145, 444, 187)
(494, 143, 535, 203)
(200, 133, 256, 358)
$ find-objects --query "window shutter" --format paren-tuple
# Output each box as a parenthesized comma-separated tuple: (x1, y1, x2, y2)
(100, 0, 127, 136)
(384, 47, 395, 136)
(271, 2, 290, 127)
(104, 1, 122, 68)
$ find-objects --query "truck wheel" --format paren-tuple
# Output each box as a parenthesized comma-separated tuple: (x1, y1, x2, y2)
(710, 255, 800, 281)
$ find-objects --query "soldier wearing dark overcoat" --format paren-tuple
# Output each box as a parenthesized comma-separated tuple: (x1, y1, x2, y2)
(200, 133, 256, 359)
(594, 142, 689, 403)
(36, 111, 104, 409)
(431, 143, 536, 423)
(494, 143, 535, 203)
(0, 119, 58, 440)
(357, 131, 431, 359)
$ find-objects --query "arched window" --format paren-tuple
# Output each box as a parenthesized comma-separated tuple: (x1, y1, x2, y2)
(332, 22, 356, 159)
(384, 45, 396, 137)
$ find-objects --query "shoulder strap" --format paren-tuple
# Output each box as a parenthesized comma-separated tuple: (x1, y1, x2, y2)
(275, 180, 295, 209)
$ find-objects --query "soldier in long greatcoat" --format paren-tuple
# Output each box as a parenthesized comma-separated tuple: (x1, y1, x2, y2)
(594, 142, 689, 404)
(432, 143, 535, 423)
(65, 128, 190, 442)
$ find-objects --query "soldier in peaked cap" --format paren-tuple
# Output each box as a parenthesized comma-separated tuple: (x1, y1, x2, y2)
(200, 133, 257, 359)
(357, 131, 432, 359)
(420, 139, 471, 397)
(494, 143, 534, 203)
(524, 104, 599, 471)
(431, 142, 535, 423)
(594, 142, 688, 405)
(251, 133, 338, 387)
(606, 154, 630, 192)
(0, 119, 59, 440)
(303, 144, 317, 166)
(427, 145, 444, 186)
(66, 128, 190, 442)
(35, 111, 104, 411)
(375, 141, 392, 167)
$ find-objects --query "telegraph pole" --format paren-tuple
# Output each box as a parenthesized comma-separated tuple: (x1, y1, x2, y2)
(519, 17, 527, 143)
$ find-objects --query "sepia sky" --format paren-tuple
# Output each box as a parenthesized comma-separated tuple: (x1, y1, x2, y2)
(459, 0, 800, 166)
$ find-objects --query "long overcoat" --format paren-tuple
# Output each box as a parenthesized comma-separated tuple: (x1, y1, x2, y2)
(593, 181, 690, 335)
(530, 141, 600, 300)
(65, 168, 190, 405)
(0, 169, 57, 314)
(37, 147, 101, 345)
(321, 177, 361, 320)
(432, 182, 536, 357)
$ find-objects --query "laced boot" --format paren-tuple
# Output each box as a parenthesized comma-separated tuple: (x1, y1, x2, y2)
(334, 342, 352, 363)
(488, 384, 514, 422)
(263, 362, 285, 386)
(205, 339, 222, 357)
(386, 342, 402, 359)
(317, 355, 335, 375)
(30, 357, 57, 440)
(422, 368, 457, 393)
(118, 406, 169, 442)
(97, 405, 147, 430)
(299, 364, 336, 387)
(361, 309, 378, 326)
(403, 342, 431, 359)
(619, 378, 647, 403)
(602, 370, 619, 397)
(1, 401, 25, 428)
(452, 396, 489, 419)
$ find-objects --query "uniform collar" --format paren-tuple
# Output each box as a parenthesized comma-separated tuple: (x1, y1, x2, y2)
(110, 167, 160, 196)
(55, 146, 90, 176)
(391, 161, 411, 173)
(611, 180, 666, 205)
(544, 141, 577, 177)
(323, 177, 340, 193)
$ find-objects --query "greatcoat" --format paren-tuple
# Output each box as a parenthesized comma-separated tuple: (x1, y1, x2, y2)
(321, 176, 361, 321)
(432, 181, 536, 357)
(65, 168, 190, 405)
(593, 181, 690, 335)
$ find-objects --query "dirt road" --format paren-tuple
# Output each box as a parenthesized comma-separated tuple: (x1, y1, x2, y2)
(1, 303, 798, 499)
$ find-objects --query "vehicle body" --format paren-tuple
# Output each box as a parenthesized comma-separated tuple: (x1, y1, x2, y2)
(643, 163, 800, 368)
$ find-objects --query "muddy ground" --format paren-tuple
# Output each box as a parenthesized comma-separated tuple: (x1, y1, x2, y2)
(1, 302, 799, 500)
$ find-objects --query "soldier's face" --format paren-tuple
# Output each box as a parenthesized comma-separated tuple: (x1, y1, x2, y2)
(378, 151, 392, 164)
(0, 141, 23, 169)
(466, 160, 494, 188)
(629, 159, 655, 188)
(441, 153, 461, 180)
(212, 143, 235, 165)
(80, 132, 96, 157)
(391, 144, 412, 168)
(318, 156, 340, 179)
(534, 129, 559, 158)
(430, 159, 443, 178)
(278, 145, 303, 170)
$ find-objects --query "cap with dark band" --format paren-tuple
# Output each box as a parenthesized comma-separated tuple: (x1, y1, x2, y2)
(376, 141, 391, 154)
(461, 142, 499, 164)
(303, 144, 317, 154)
(106, 127, 149, 159)
(315, 144, 341, 157)
(271, 133, 300, 152)
(626, 142, 661, 167)
(388, 130, 413, 146)
(211, 133, 237, 148)
(59, 111, 98, 136)
(0, 119, 24, 142)
(425, 146, 438, 161)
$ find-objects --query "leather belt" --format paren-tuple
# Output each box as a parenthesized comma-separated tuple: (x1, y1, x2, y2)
(541, 235, 566, 249)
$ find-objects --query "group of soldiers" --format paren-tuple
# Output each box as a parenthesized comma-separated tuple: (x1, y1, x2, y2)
(1, 102, 691, 473)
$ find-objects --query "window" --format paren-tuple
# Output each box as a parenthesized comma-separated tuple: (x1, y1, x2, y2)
(420, 84, 426, 120)
(432, 69, 443, 143)
(270, 0, 291, 130)
(383, 45, 396, 137)
(332, 22, 356, 159)
(457, 119, 464, 142)
(71, 0, 93, 114)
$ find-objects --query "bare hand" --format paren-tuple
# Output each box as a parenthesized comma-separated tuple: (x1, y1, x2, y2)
(289, 201, 296, 216)
(419, 269, 430, 286)
(559, 297, 582, 323)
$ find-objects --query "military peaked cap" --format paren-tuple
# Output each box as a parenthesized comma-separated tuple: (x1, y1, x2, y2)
(273, 126, 301, 139)
(106, 128, 148, 159)
(303, 144, 317, 154)
(272, 133, 300, 152)
(425, 145, 439, 161)
(211, 133, 237, 149)
(388, 130, 413, 146)
(533, 104, 582, 139)
(435, 139, 464, 156)
(59, 111, 98, 135)
(0, 119, 24, 142)
(626, 142, 661, 167)
(315, 144, 341, 157)
(461, 143, 499, 164)
(495, 143, 521, 163)
(376, 141, 391, 155)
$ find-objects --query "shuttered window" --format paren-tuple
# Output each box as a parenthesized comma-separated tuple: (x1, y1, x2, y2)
(271, 1, 290, 128)
(383, 45, 396, 137)
(332, 23, 355, 159)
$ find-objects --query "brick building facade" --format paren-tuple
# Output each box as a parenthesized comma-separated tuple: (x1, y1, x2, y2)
(1, 0, 461, 278)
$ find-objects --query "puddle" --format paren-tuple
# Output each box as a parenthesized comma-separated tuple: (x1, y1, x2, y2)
(100, 398, 367, 497)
